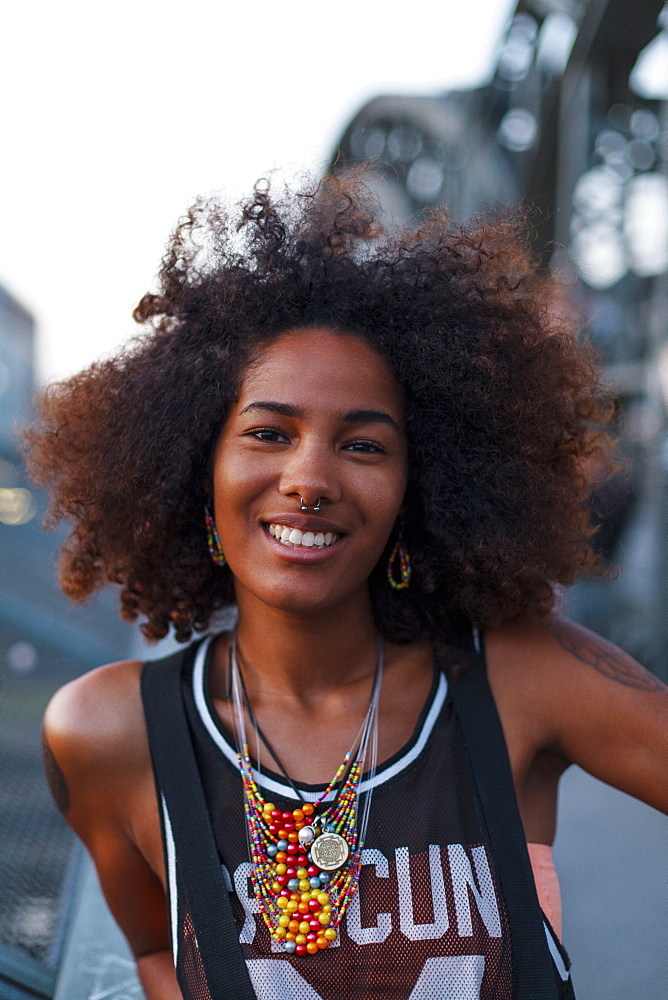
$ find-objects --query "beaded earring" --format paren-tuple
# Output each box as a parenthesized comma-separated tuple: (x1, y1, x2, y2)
(204, 507, 226, 567)
(386, 530, 411, 590)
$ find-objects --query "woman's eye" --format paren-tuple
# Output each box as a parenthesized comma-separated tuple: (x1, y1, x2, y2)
(247, 428, 289, 443)
(345, 440, 384, 454)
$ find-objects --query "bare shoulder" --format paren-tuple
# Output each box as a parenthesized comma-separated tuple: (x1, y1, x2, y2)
(44, 661, 175, 961)
(539, 616, 664, 692)
(42, 660, 148, 822)
(44, 659, 146, 757)
(485, 617, 668, 813)
(486, 615, 665, 697)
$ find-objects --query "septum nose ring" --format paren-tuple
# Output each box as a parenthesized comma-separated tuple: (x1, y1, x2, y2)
(300, 497, 321, 512)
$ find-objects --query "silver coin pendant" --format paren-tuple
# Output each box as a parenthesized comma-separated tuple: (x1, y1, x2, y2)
(310, 832, 350, 871)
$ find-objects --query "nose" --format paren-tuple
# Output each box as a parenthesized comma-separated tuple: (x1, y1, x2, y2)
(278, 438, 342, 509)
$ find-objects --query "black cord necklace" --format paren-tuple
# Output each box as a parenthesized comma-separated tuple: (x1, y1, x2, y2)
(232, 642, 380, 810)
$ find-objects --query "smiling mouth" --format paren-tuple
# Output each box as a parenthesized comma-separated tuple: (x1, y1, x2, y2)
(266, 523, 341, 549)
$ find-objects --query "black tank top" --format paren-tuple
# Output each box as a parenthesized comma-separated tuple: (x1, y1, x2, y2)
(151, 635, 574, 1000)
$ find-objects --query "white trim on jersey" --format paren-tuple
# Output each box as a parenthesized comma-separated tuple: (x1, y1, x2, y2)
(544, 921, 570, 981)
(161, 793, 179, 966)
(192, 635, 448, 800)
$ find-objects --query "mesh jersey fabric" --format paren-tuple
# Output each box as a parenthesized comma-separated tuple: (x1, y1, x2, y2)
(154, 635, 574, 1000)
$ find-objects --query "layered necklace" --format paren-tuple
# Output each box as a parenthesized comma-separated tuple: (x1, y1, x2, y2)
(230, 636, 383, 957)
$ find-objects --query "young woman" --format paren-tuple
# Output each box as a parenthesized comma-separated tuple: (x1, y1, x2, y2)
(26, 176, 668, 1000)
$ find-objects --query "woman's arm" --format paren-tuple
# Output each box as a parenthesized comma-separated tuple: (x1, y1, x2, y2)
(136, 951, 183, 1000)
(539, 617, 668, 813)
(487, 617, 668, 820)
(42, 661, 183, 1000)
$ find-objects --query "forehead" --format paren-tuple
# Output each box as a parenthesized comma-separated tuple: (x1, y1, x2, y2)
(238, 328, 404, 415)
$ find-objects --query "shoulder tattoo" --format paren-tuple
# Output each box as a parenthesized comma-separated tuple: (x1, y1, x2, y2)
(42, 731, 71, 814)
(546, 620, 664, 692)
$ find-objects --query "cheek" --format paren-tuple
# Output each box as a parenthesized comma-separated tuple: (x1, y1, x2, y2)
(213, 439, 266, 500)
(363, 468, 407, 542)
(211, 454, 260, 541)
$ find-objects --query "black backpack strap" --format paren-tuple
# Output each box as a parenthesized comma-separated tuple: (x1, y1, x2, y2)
(141, 643, 257, 1000)
(449, 628, 562, 1000)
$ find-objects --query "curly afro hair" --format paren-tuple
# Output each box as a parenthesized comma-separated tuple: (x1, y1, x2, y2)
(23, 173, 613, 645)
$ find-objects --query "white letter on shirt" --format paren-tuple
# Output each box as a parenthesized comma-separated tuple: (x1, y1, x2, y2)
(396, 845, 449, 941)
(346, 849, 392, 945)
(233, 862, 261, 944)
(447, 844, 502, 938)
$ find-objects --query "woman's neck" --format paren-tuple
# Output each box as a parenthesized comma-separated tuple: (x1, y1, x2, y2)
(206, 591, 434, 785)
(219, 589, 381, 707)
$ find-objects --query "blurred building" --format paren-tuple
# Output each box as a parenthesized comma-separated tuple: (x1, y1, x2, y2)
(0, 284, 135, 998)
(329, 0, 668, 679)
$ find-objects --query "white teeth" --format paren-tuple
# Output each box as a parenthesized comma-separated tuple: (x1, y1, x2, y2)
(267, 524, 339, 549)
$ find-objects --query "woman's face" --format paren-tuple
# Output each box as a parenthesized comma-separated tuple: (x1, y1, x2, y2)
(212, 327, 408, 618)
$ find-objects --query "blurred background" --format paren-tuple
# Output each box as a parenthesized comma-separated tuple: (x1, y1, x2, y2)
(1, 1, 667, 998)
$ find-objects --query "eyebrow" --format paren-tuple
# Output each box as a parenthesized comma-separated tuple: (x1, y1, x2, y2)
(343, 408, 401, 432)
(240, 401, 401, 432)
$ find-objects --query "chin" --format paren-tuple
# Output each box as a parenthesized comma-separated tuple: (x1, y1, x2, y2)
(262, 586, 344, 618)
(235, 568, 368, 619)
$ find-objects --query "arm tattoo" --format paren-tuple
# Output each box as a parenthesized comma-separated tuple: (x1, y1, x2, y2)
(546, 620, 664, 693)
(42, 731, 71, 814)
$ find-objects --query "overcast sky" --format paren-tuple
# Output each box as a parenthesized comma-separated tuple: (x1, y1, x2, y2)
(1, 1, 515, 382)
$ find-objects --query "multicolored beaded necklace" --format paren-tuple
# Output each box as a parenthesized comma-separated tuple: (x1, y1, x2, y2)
(230, 636, 383, 957)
